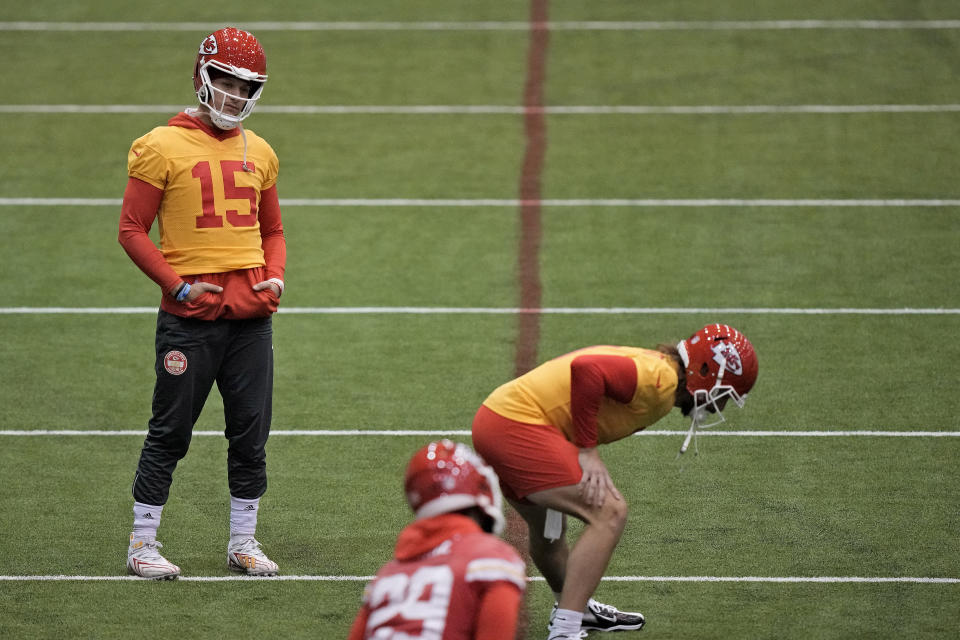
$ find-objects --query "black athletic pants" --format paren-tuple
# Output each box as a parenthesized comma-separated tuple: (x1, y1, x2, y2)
(132, 310, 274, 505)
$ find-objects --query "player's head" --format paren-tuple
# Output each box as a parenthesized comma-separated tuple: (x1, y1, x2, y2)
(193, 27, 267, 130)
(676, 324, 758, 428)
(404, 440, 505, 535)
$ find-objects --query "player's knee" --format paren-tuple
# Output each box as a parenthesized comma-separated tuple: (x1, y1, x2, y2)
(597, 497, 628, 534)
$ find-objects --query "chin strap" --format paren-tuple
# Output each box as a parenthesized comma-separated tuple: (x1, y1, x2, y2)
(239, 124, 254, 173)
(678, 407, 705, 457)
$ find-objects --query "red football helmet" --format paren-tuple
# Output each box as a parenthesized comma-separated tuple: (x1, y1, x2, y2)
(404, 440, 505, 535)
(677, 324, 758, 432)
(192, 28, 268, 130)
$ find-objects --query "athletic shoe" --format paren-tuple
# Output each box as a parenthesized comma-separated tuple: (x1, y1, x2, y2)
(227, 537, 279, 576)
(550, 600, 646, 632)
(127, 536, 180, 580)
(547, 631, 588, 640)
(582, 599, 645, 632)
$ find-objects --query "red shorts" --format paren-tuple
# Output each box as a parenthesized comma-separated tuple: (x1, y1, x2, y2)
(471, 404, 582, 502)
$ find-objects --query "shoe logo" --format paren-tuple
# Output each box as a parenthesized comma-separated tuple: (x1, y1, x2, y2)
(593, 611, 617, 623)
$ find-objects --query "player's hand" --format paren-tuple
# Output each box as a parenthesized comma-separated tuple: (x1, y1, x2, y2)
(184, 281, 223, 301)
(253, 280, 281, 296)
(577, 447, 623, 508)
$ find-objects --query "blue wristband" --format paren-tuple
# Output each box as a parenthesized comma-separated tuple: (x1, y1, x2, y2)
(176, 283, 192, 302)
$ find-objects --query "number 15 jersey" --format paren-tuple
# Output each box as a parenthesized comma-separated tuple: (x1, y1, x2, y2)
(127, 111, 279, 276)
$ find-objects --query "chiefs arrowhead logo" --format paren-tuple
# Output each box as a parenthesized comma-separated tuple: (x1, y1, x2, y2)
(711, 342, 743, 375)
(199, 34, 218, 55)
(163, 350, 188, 376)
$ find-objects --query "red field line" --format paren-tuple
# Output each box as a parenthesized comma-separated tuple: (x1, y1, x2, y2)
(514, 0, 549, 380)
(508, 2, 551, 637)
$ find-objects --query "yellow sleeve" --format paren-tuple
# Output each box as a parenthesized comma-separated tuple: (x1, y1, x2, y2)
(128, 130, 168, 190)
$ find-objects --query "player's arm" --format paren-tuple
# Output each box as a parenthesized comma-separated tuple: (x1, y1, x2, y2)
(118, 177, 222, 302)
(253, 184, 286, 296)
(569, 355, 638, 448)
(570, 355, 637, 506)
(346, 604, 370, 640)
(117, 177, 182, 297)
(474, 582, 523, 640)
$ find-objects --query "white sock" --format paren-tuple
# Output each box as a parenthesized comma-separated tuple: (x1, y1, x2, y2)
(229, 496, 260, 542)
(132, 502, 163, 541)
(549, 608, 583, 637)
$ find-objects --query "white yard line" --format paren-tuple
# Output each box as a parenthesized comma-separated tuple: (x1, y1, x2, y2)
(3, 104, 960, 115)
(3, 198, 960, 207)
(2, 20, 960, 31)
(1, 429, 956, 437)
(0, 574, 955, 583)
(1, 307, 959, 315)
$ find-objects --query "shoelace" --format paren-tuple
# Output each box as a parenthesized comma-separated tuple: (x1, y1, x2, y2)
(232, 537, 266, 555)
(131, 540, 166, 560)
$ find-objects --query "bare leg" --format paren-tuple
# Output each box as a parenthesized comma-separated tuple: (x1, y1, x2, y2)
(514, 484, 628, 614)
(507, 498, 569, 594)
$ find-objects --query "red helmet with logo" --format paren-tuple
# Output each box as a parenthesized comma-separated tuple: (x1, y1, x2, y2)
(404, 440, 505, 535)
(677, 324, 758, 429)
(192, 28, 268, 130)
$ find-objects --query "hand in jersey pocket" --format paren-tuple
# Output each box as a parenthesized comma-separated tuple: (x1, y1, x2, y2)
(252, 281, 279, 315)
(184, 281, 223, 302)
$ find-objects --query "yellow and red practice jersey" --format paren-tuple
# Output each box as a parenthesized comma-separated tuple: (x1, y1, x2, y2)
(483, 346, 679, 444)
(127, 114, 279, 275)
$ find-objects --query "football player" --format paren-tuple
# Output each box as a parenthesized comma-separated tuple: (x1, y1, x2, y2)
(471, 325, 759, 639)
(348, 440, 527, 640)
(118, 27, 285, 579)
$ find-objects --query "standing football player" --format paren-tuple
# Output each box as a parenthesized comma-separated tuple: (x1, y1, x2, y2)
(348, 440, 527, 640)
(118, 27, 286, 579)
(471, 325, 759, 639)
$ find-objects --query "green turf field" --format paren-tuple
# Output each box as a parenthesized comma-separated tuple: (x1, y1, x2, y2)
(1, 2, 959, 638)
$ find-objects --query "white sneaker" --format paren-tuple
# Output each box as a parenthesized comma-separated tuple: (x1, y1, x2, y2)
(227, 537, 279, 576)
(127, 535, 180, 580)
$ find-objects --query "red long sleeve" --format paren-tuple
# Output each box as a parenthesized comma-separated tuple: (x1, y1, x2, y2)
(474, 582, 522, 640)
(570, 355, 639, 448)
(258, 184, 286, 281)
(117, 177, 181, 294)
(346, 604, 369, 640)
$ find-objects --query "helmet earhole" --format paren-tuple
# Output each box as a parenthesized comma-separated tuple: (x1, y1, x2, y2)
(700, 363, 709, 376)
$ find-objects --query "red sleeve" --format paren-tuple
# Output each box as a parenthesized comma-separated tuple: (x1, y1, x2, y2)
(570, 355, 639, 448)
(117, 177, 182, 294)
(474, 582, 522, 640)
(258, 185, 286, 281)
(346, 604, 370, 640)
